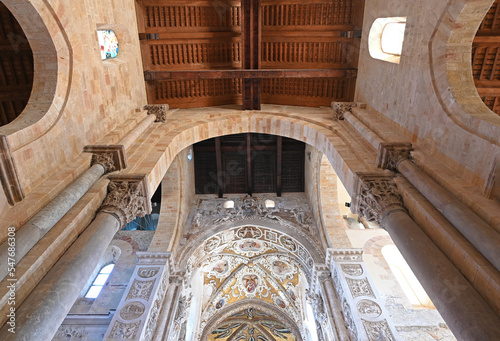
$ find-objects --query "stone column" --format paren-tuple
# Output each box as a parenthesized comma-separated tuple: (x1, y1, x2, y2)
(104, 252, 171, 341)
(325, 249, 399, 341)
(352, 173, 500, 341)
(0, 145, 127, 281)
(377, 142, 500, 272)
(313, 265, 350, 341)
(0, 175, 151, 341)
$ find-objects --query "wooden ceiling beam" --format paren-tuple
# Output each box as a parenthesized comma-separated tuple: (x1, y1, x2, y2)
(145, 69, 357, 80)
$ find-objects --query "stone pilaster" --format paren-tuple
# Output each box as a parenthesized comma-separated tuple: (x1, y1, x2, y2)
(83, 144, 127, 173)
(376, 142, 413, 171)
(144, 104, 168, 123)
(99, 174, 151, 228)
(326, 249, 400, 341)
(331, 101, 366, 121)
(104, 252, 172, 341)
(351, 173, 406, 225)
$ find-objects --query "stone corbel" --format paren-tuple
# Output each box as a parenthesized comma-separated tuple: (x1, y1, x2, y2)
(331, 101, 366, 121)
(100, 174, 151, 228)
(351, 173, 406, 226)
(83, 144, 127, 174)
(376, 142, 413, 171)
(144, 104, 169, 123)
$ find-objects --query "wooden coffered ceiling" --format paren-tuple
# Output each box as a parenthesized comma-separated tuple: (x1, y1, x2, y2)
(0, 3, 33, 127)
(473, 0, 500, 116)
(136, 0, 364, 109)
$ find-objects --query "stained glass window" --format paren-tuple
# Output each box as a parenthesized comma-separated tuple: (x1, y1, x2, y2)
(97, 30, 119, 60)
(85, 263, 115, 298)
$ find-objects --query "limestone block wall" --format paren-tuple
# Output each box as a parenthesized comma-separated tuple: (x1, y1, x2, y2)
(0, 0, 147, 198)
(356, 0, 500, 194)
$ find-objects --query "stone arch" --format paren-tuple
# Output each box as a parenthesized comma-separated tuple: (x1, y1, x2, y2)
(430, 0, 500, 145)
(178, 223, 323, 274)
(0, 0, 71, 148)
(142, 111, 371, 203)
(200, 299, 304, 341)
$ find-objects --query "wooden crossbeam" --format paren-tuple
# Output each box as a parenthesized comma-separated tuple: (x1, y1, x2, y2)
(145, 69, 357, 80)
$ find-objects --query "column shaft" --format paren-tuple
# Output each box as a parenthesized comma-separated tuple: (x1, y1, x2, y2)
(383, 210, 500, 341)
(0, 212, 120, 341)
(319, 278, 350, 341)
(0, 163, 105, 280)
(397, 159, 500, 271)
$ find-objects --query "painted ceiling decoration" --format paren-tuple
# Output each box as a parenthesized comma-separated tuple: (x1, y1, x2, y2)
(187, 225, 315, 340)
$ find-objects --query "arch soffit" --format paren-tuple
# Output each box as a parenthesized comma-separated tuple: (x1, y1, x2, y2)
(430, 0, 500, 145)
(140, 111, 372, 201)
(0, 0, 71, 150)
(200, 299, 303, 341)
(179, 224, 322, 275)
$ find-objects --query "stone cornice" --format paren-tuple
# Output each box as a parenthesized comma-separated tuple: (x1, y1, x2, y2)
(326, 249, 364, 266)
(136, 251, 171, 265)
(100, 174, 151, 228)
(83, 144, 127, 173)
(351, 173, 406, 226)
(144, 104, 168, 123)
(376, 142, 413, 171)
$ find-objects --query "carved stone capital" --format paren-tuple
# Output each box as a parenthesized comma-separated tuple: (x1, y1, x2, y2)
(83, 145, 127, 173)
(100, 174, 151, 227)
(331, 102, 366, 121)
(351, 173, 406, 225)
(314, 264, 332, 284)
(144, 104, 168, 123)
(376, 142, 413, 171)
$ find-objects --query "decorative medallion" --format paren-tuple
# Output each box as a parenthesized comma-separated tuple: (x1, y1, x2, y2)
(137, 267, 160, 279)
(242, 275, 259, 293)
(289, 288, 297, 301)
(341, 264, 363, 277)
(357, 299, 382, 318)
(237, 226, 262, 239)
(215, 299, 224, 309)
(280, 236, 297, 251)
(346, 278, 375, 298)
(275, 298, 287, 309)
(271, 260, 293, 275)
(238, 239, 263, 252)
(126, 279, 155, 301)
(120, 302, 146, 320)
(211, 260, 229, 275)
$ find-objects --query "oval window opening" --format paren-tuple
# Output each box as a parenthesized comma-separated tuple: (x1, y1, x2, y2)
(97, 30, 119, 60)
(381, 22, 406, 56)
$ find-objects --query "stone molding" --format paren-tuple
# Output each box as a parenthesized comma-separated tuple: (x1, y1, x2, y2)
(100, 174, 151, 228)
(144, 104, 168, 123)
(0, 135, 24, 205)
(376, 142, 413, 171)
(104, 252, 171, 341)
(137, 252, 171, 266)
(351, 173, 406, 225)
(331, 101, 366, 121)
(83, 145, 127, 173)
(327, 250, 400, 340)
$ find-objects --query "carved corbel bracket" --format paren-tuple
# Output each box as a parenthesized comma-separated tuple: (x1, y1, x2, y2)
(331, 102, 366, 121)
(351, 173, 406, 226)
(83, 144, 127, 174)
(144, 104, 169, 123)
(376, 142, 413, 171)
(100, 174, 151, 228)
